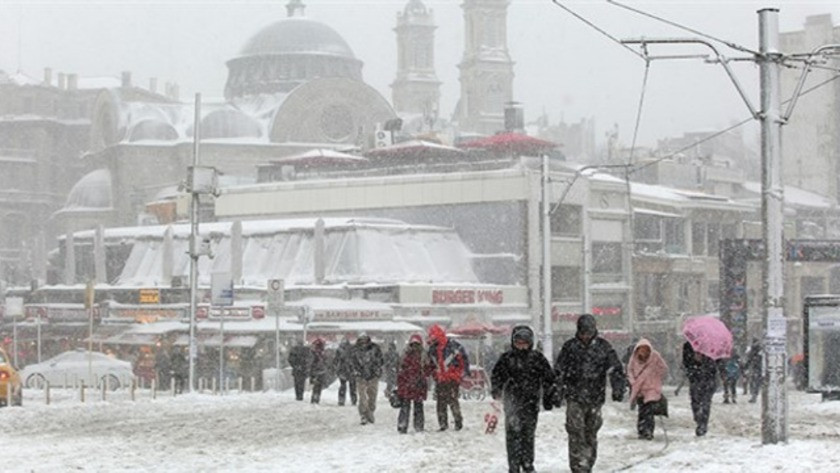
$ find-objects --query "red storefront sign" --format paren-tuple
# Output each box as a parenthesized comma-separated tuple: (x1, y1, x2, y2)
(431, 289, 504, 305)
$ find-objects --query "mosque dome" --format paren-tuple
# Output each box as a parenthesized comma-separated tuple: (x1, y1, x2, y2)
(64, 169, 112, 210)
(225, 16, 363, 100)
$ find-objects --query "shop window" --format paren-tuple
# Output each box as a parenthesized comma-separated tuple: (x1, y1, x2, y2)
(592, 242, 622, 276)
(692, 222, 706, 256)
(551, 266, 581, 301)
(551, 204, 582, 236)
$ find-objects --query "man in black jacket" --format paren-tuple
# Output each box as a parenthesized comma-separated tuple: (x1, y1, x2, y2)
(288, 339, 310, 401)
(350, 333, 384, 425)
(491, 325, 555, 473)
(553, 314, 626, 473)
(682, 341, 718, 436)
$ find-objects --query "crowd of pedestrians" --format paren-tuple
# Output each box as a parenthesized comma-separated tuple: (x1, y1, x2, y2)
(284, 314, 766, 473)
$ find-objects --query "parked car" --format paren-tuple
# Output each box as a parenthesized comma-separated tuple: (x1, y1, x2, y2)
(21, 349, 134, 390)
(0, 346, 23, 406)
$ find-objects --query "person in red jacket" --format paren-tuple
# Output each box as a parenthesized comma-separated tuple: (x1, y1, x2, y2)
(396, 334, 433, 433)
(427, 324, 470, 431)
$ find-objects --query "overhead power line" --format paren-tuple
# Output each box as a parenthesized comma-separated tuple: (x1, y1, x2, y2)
(549, 0, 647, 61)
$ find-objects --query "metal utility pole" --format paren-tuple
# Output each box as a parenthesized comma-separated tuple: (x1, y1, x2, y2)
(758, 8, 787, 444)
(541, 154, 553, 358)
(188, 93, 201, 393)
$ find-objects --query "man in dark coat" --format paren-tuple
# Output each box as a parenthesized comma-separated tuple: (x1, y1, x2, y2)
(553, 314, 626, 473)
(491, 325, 555, 473)
(744, 338, 763, 403)
(288, 339, 310, 401)
(309, 338, 328, 404)
(170, 347, 188, 394)
(428, 324, 470, 431)
(350, 333, 384, 425)
(682, 341, 718, 436)
(333, 338, 357, 406)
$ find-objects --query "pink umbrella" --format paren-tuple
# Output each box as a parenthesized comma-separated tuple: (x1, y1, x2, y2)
(682, 316, 733, 360)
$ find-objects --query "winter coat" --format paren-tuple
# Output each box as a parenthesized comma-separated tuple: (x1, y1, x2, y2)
(722, 355, 741, 381)
(744, 341, 762, 379)
(553, 314, 627, 407)
(682, 341, 717, 387)
(627, 338, 668, 405)
(427, 325, 470, 384)
(333, 341, 354, 380)
(288, 345, 310, 377)
(384, 345, 400, 383)
(396, 344, 433, 401)
(310, 346, 328, 380)
(351, 340, 384, 381)
(491, 326, 555, 409)
(170, 351, 187, 377)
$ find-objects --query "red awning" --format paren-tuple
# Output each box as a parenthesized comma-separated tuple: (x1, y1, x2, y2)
(458, 132, 557, 155)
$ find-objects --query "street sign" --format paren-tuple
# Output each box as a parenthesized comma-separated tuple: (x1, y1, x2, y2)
(267, 279, 284, 316)
(211, 272, 234, 306)
(139, 289, 160, 304)
(4, 297, 23, 317)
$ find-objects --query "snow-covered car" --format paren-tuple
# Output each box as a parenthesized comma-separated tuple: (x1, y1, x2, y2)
(21, 349, 134, 390)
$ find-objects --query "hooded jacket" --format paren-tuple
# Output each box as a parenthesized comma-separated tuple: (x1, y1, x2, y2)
(490, 325, 555, 409)
(427, 325, 470, 383)
(350, 335, 384, 381)
(627, 338, 668, 405)
(553, 314, 627, 406)
(396, 338, 433, 401)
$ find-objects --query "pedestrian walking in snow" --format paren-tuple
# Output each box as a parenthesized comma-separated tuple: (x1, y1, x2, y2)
(334, 338, 357, 406)
(396, 334, 433, 433)
(627, 338, 668, 440)
(744, 338, 763, 403)
(288, 339, 310, 401)
(427, 324, 470, 431)
(170, 347, 188, 394)
(309, 338, 328, 404)
(350, 333, 384, 425)
(553, 314, 626, 473)
(720, 353, 741, 404)
(682, 341, 717, 436)
(384, 341, 399, 395)
(491, 325, 555, 473)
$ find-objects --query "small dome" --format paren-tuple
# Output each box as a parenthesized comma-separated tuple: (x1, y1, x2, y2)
(198, 109, 263, 139)
(128, 119, 179, 142)
(64, 169, 112, 209)
(238, 18, 356, 59)
(404, 0, 428, 16)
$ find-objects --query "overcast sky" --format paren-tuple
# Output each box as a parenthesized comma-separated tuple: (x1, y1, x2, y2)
(1, 0, 839, 148)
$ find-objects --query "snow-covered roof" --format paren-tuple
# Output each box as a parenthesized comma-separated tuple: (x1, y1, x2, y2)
(742, 181, 834, 210)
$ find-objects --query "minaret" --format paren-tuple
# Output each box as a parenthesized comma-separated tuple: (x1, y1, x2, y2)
(457, 0, 514, 135)
(391, 0, 441, 125)
(286, 0, 305, 17)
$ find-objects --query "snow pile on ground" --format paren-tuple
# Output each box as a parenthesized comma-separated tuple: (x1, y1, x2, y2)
(0, 384, 837, 472)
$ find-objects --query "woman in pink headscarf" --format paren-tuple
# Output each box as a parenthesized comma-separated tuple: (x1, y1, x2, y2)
(627, 338, 668, 440)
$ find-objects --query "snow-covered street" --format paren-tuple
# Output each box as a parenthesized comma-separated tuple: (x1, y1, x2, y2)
(1, 384, 838, 472)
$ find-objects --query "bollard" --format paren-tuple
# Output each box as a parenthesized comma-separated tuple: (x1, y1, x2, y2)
(140, 377, 145, 390)
(80, 382, 86, 403)
(251, 377, 256, 392)
(131, 378, 136, 402)
(46, 382, 50, 405)
(211, 377, 217, 394)
(7, 382, 12, 406)
(151, 379, 157, 400)
(171, 378, 176, 397)
(199, 378, 204, 392)
(225, 378, 230, 394)
(101, 378, 107, 402)
(238, 377, 243, 393)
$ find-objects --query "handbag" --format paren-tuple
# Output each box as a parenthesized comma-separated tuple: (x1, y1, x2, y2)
(389, 388, 403, 409)
(651, 395, 669, 417)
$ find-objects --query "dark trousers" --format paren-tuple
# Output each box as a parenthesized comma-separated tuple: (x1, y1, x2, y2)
(310, 375, 323, 404)
(689, 381, 715, 433)
(749, 374, 761, 401)
(566, 400, 603, 473)
(504, 400, 539, 473)
(397, 399, 425, 432)
(338, 377, 357, 405)
(637, 399, 655, 438)
(435, 381, 463, 430)
(723, 378, 738, 402)
(293, 373, 306, 401)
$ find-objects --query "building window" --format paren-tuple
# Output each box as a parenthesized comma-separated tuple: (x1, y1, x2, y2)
(664, 218, 685, 254)
(551, 204, 582, 236)
(635, 214, 663, 253)
(551, 266, 581, 301)
(707, 223, 721, 258)
(692, 222, 706, 256)
(592, 242, 622, 277)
